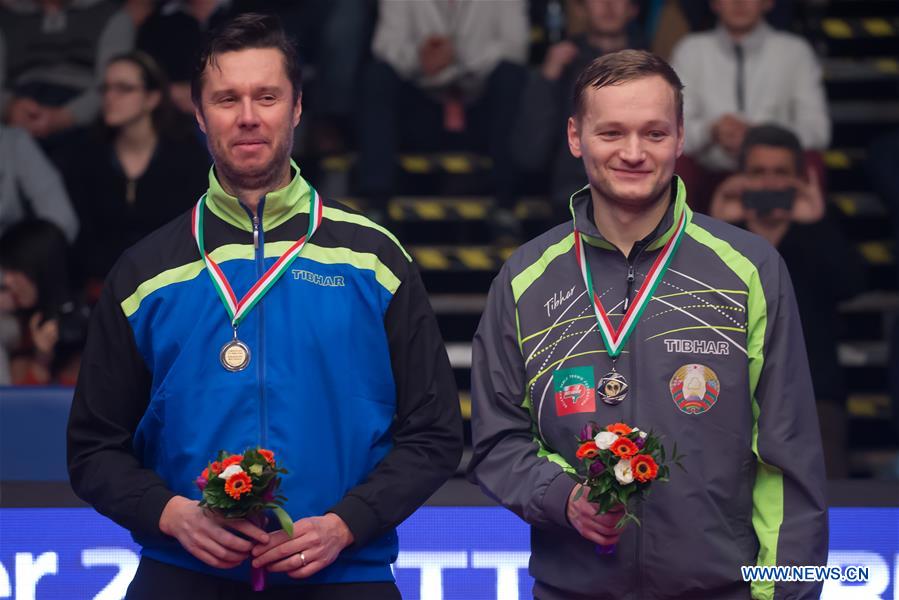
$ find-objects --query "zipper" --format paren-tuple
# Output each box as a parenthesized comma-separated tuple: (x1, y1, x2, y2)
(243, 199, 268, 447)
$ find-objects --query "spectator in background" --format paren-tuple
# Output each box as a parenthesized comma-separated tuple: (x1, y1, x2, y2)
(137, 0, 235, 115)
(867, 129, 899, 454)
(671, 0, 829, 211)
(710, 124, 864, 478)
(357, 0, 529, 234)
(512, 0, 643, 214)
(0, 219, 88, 386)
(0, 125, 79, 242)
(62, 51, 209, 292)
(0, 0, 134, 141)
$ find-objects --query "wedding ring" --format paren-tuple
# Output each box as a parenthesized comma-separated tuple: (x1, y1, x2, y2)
(299, 552, 307, 567)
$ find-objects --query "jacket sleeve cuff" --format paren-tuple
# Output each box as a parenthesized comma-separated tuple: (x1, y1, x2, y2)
(543, 471, 577, 530)
(327, 495, 381, 550)
(135, 485, 176, 539)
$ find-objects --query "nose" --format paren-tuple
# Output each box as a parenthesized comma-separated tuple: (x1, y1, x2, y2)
(237, 97, 261, 128)
(618, 134, 645, 164)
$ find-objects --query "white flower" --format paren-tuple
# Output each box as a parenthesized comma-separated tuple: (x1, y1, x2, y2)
(614, 459, 634, 484)
(219, 464, 244, 479)
(638, 431, 648, 439)
(595, 431, 618, 450)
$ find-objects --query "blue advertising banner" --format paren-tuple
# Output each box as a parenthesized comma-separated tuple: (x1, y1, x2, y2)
(0, 507, 896, 599)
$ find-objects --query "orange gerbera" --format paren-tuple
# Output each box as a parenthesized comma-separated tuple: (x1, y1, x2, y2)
(631, 455, 659, 482)
(201, 467, 209, 479)
(221, 455, 243, 469)
(209, 461, 223, 475)
(575, 441, 599, 460)
(258, 449, 275, 465)
(610, 437, 639, 458)
(224, 471, 253, 500)
(606, 422, 633, 436)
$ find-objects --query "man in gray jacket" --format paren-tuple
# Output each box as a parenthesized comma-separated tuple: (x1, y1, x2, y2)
(468, 50, 827, 600)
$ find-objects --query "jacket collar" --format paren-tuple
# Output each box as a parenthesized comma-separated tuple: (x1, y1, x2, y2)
(569, 176, 691, 252)
(205, 159, 311, 232)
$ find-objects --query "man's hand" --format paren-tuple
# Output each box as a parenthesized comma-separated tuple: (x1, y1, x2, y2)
(713, 114, 749, 156)
(541, 41, 579, 81)
(159, 496, 270, 569)
(709, 173, 753, 223)
(251, 513, 353, 579)
(419, 35, 455, 77)
(787, 167, 825, 224)
(566, 484, 626, 546)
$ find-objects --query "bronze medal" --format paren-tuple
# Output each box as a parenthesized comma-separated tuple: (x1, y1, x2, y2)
(220, 339, 251, 372)
(597, 370, 628, 405)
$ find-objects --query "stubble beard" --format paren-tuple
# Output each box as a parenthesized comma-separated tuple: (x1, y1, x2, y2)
(211, 130, 294, 195)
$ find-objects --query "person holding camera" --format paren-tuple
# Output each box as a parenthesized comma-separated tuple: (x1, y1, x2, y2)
(710, 124, 864, 477)
(0, 219, 88, 386)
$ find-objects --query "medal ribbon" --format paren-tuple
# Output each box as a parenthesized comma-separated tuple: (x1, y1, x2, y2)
(574, 209, 687, 358)
(192, 189, 323, 329)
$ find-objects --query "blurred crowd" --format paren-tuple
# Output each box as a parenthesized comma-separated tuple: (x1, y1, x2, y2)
(0, 0, 897, 476)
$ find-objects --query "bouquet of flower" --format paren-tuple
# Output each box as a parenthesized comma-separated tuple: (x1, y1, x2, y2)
(570, 422, 685, 554)
(196, 448, 292, 590)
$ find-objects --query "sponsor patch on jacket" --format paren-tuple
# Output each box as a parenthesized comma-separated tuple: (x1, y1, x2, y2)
(670, 364, 720, 415)
(291, 269, 345, 287)
(553, 366, 596, 416)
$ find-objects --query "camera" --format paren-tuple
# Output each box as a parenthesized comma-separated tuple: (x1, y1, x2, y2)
(741, 188, 795, 216)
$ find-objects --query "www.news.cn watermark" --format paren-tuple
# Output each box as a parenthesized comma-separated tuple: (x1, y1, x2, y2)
(741, 565, 869, 582)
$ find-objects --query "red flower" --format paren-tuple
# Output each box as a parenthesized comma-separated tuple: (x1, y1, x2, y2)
(224, 471, 253, 500)
(258, 449, 275, 465)
(631, 454, 659, 482)
(610, 437, 639, 458)
(221, 455, 243, 469)
(209, 461, 223, 475)
(201, 467, 209, 479)
(606, 422, 633, 436)
(576, 441, 599, 460)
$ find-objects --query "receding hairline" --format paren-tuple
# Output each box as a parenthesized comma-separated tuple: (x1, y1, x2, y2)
(573, 74, 683, 125)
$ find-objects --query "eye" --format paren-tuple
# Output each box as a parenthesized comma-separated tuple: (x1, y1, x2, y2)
(258, 94, 278, 105)
(648, 131, 667, 140)
(599, 130, 622, 139)
(219, 96, 236, 105)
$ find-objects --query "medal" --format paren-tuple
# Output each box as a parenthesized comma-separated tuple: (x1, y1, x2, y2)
(597, 367, 628, 405)
(574, 208, 687, 402)
(192, 187, 323, 371)
(220, 333, 251, 372)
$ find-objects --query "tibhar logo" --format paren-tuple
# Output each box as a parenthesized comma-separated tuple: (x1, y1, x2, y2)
(291, 269, 345, 287)
(544, 286, 576, 317)
(664, 339, 730, 355)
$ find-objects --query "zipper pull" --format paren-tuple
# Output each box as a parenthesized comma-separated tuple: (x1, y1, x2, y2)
(624, 264, 635, 311)
(253, 215, 259, 250)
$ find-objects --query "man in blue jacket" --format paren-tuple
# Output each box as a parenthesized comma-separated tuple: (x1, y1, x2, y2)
(68, 14, 462, 599)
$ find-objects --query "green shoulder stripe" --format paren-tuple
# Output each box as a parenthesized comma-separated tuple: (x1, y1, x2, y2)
(120, 244, 252, 317)
(323, 206, 412, 262)
(685, 222, 781, 596)
(511, 233, 575, 303)
(121, 242, 401, 317)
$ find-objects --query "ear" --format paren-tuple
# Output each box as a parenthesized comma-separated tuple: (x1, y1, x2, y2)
(675, 122, 685, 159)
(194, 105, 207, 135)
(292, 92, 303, 128)
(145, 90, 162, 112)
(567, 116, 582, 158)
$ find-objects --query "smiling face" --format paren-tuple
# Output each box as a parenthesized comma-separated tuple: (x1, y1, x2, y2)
(194, 47, 301, 194)
(567, 74, 683, 211)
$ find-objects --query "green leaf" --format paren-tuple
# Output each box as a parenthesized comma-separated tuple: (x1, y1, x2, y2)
(272, 506, 294, 537)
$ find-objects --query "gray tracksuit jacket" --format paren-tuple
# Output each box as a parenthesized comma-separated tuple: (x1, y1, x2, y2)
(468, 178, 828, 600)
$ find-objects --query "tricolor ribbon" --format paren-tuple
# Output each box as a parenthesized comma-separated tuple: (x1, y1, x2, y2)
(192, 189, 323, 329)
(574, 209, 687, 358)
